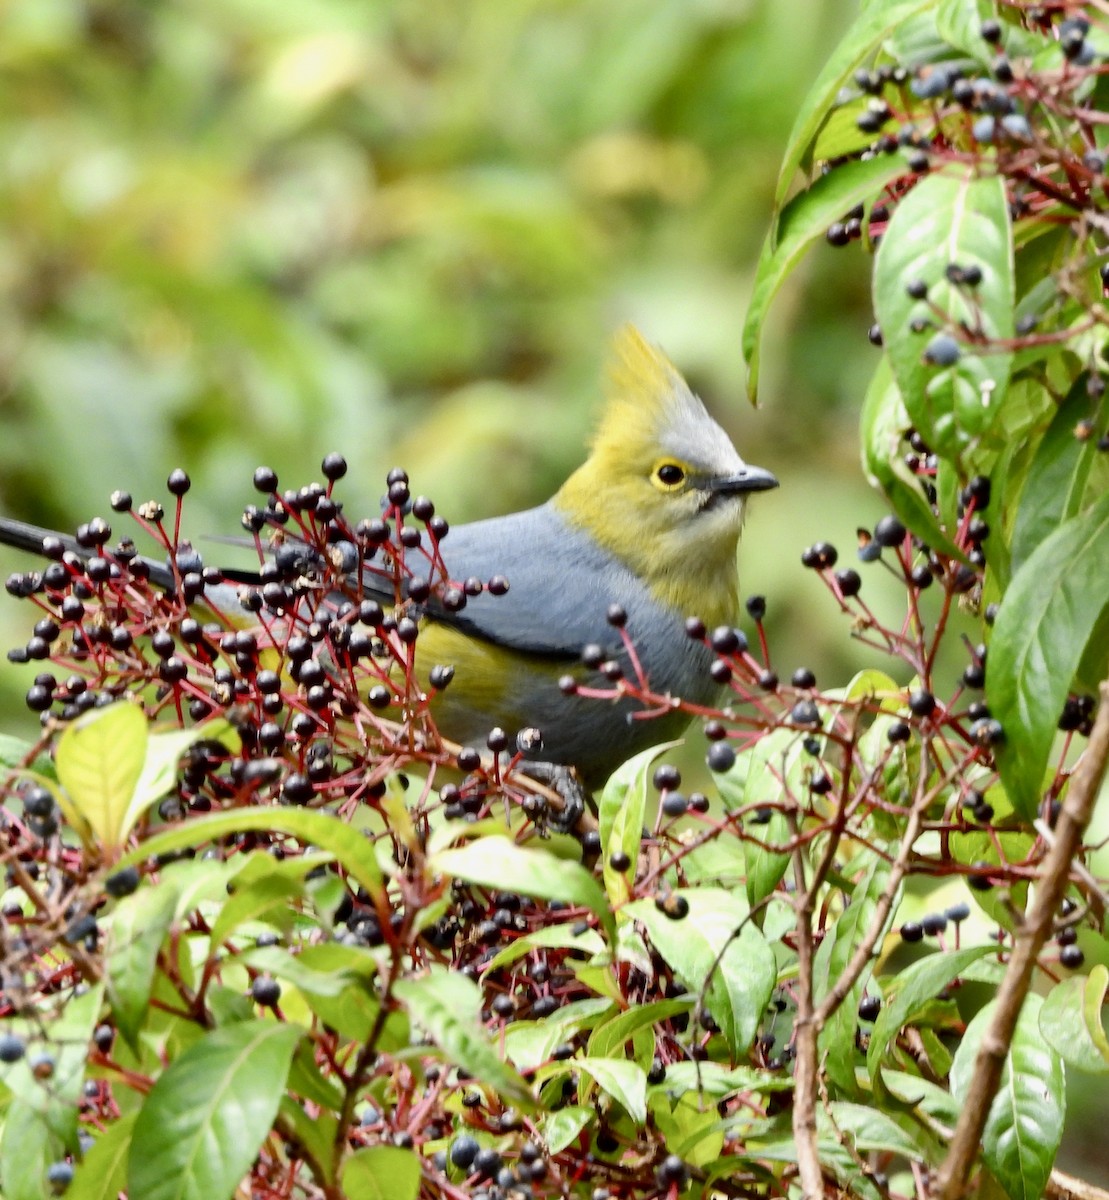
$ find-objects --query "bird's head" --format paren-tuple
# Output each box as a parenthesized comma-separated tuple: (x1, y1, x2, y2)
(555, 326, 777, 618)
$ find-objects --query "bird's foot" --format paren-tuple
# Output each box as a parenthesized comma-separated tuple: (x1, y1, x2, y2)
(513, 760, 591, 834)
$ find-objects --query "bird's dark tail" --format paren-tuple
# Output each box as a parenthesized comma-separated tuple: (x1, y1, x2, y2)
(0, 517, 82, 559)
(0, 516, 179, 591)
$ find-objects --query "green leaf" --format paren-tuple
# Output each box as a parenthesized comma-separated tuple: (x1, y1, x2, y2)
(988, 492, 1109, 819)
(0, 981, 103, 1185)
(55, 701, 147, 848)
(0, 1098, 57, 1200)
(867, 945, 993, 1088)
(281, 943, 379, 1043)
(504, 998, 615, 1072)
(885, 9, 946, 64)
(658, 1062, 793, 1098)
(772, 0, 936, 209)
(543, 1106, 594, 1154)
(588, 1000, 689, 1063)
(340, 1146, 421, 1200)
(432, 835, 614, 942)
(207, 872, 304, 951)
(884, 1069, 962, 1124)
(128, 1020, 302, 1200)
(597, 743, 666, 907)
(860, 359, 967, 560)
(1010, 376, 1101, 573)
(950, 995, 1065, 1200)
(575, 1057, 647, 1125)
(626, 888, 775, 1057)
(1039, 965, 1109, 1075)
(394, 968, 532, 1106)
(816, 858, 894, 1094)
(874, 169, 1014, 461)
(278, 1098, 337, 1185)
(935, 0, 996, 61)
(745, 155, 908, 401)
(743, 808, 791, 909)
(820, 1101, 934, 1160)
(68, 1113, 137, 1200)
(238, 945, 358, 998)
(811, 101, 884, 164)
(482, 922, 606, 975)
(949, 830, 1032, 929)
(107, 879, 180, 1050)
(0, 733, 53, 775)
(731, 727, 797, 906)
(713, 725, 806, 905)
(116, 806, 384, 905)
(653, 1090, 724, 1165)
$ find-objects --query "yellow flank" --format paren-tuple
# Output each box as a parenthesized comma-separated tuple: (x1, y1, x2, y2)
(413, 618, 567, 731)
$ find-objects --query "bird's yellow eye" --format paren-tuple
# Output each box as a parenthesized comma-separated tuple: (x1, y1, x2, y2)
(652, 461, 686, 491)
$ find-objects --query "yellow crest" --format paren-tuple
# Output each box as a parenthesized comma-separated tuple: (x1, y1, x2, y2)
(591, 325, 684, 456)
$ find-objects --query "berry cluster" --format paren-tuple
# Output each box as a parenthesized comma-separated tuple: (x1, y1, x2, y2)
(1, 453, 1103, 1199)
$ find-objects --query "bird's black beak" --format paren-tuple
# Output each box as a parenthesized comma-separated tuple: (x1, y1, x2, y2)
(708, 465, 779, 495)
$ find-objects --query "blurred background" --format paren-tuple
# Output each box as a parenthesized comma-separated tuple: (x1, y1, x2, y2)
(1, 2, 1105, 1177)
(0, 0, 898, 727)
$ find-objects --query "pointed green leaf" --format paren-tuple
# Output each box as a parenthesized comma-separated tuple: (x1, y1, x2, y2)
(935, 0, 998, 60)
(280, 943, 379, 1043)
(627, 888, 775, 1057)
(867, 946, 993, 1087)
(988, 492, 1109, 819)
(116, 806, 383, 905)
(0, 1098, 57, 1200)
(598, 743, 669, 907)
(860, 359, 967, 560)
(745, 154, 908, 401)
(874, 169, 1014, 460)
(576, 1057, 647, 1125)
(56, 701, 147, 848)
(128, 1020, 302, 1200)
(394, 968, 532, 1107)
(588, 1000, 689, 1062)
(208, 872, 304, 951)
(1039, 965, 1109, 1075)
(817, 858, 895, 1094)
(949, 830, 1032, 929)
(772, 0, 935, 209)
(124, 719, 236, 841)
(951, 996, 1065, 1200)
(340, 1146, 421, 1200)
(432, 835, 614, 941)
(503, 997, 615, 1073)
(1011, 377, 1101, 573)
(68, 1113, 137, 1200)
(714, 726, 804, 906)
(482, 922, 606, 975)
(107, 880, 179, 1049)
(0, 982, 103, 1169)
(278, 1098, 337, 1185)
(238, 945, 358, 998)
(821, 1101, 935, 1160)
(543, 1106, 594, 1154)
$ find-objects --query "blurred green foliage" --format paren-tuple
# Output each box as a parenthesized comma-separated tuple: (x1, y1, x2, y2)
(0, 0, 938, 727)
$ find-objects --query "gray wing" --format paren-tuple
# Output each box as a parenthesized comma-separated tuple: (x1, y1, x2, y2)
(0, 508, 637, 661)
(388, 502, 641, 659)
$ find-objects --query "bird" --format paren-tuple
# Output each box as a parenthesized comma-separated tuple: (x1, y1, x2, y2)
(0, 326, 777, 787)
